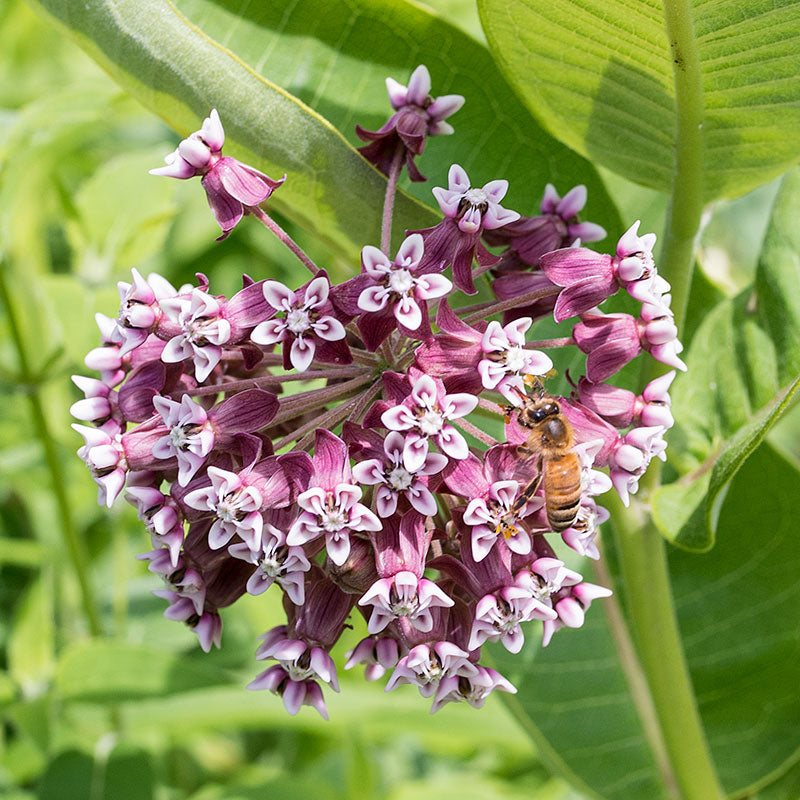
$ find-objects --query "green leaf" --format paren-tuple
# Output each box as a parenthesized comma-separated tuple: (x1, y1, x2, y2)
(672, 444, 800, 795)
(497, 441, 800, 799)
(36, 750, 94, 800)
(653, 169, 800, 549)
(479, 0, 800, 201)
(8, 576, 55, 695)
(31, 0, 620, 261)
(55, 640, 234, 703)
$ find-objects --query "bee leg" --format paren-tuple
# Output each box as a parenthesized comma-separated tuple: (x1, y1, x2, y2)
(511, 467, 543, 514)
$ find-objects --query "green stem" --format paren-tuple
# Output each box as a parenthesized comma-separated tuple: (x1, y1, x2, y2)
(0, 266, 102, 636)
(605, 6, 722, 797)
(660, 0, 705, 332)
(609, 492, 724, 800)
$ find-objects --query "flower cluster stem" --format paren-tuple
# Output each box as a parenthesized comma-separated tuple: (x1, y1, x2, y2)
(0, 265, 102, 636)
(461, 285, 561, 325)
(250, 206, 320, 276)
(268, 374, 374, 427)
(609, 492, 724, 800)
(381, 144, 405, 255)
(187, 366, 370, 396)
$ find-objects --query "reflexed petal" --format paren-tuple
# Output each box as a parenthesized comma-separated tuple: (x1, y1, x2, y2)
(358, 285, 390, 313)
(385, 76, 408, 108)
(427, 94, 465, 121)
(313, 315, 346, 341)
(396, 233, 425, 269)
(250, 318, 286, 345)
(394, 295, 422, 330)
(437, 425, 469, 460)
(555, 185, 587, 219)
(447, 163, 471, 193)
(361, 245, 392, 277)
(289, 337, 315, 372)
(262, 280, 295, 311)
(304, 276, 330, 308)
(481, 179, 509, 204)
(406, 65, 432, 106)
(414, 272, 452, 300)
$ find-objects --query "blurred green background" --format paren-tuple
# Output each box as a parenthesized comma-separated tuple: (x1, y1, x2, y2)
(0, 1, 793, 798)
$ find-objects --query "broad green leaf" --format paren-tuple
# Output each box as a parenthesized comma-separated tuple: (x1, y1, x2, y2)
(55, 640, 234, 703)
(101, 746, 156, 800)
(496, 442, 800, 799)
(8, 576, 55, 695)
(756, 169, 800, 383)
(672, 444, 800, 794)
(479, 0, 800, 201)
(35, 750, 93, 800)
(653, 169, 800, 549)
(31, 0, 620, 262)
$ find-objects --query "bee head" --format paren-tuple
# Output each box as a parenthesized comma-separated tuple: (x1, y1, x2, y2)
(518, 397, 561, 428)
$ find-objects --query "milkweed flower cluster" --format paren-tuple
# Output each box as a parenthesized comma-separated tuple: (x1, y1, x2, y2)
(71, 68, 683, 719)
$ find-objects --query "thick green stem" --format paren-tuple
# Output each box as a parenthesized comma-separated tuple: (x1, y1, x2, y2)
(660, 0, 705, 332)
(0, 267, 102, 636)
(607, 5, 723, 797)
(609, 493, 724, 800)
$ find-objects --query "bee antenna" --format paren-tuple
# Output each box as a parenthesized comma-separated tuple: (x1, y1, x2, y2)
(564, 368, 578, 390)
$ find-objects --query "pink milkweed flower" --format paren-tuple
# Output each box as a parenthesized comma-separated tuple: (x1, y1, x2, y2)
(477, 318, 553, 404)
(359, 571, 454, 635)
(354, 234, 452, 350)
(539, 221, 669, 323)
(72, 424, 127, 507)
(609, 426, 668, 506)
(286, 431, 381, 566)
(577, 370, 676, 429)
(229, 521, 311, 605)
(115, 269, 178, 355)
(152, 389, 278, 486)
(84, 313, 126, 386)
(561, 498, 610, 560)
(184, 466, 266, 551)
(70, 376, 118, 426)
(385, 641, 479, 699)
(413, 164, 520, 294)
(446, 447, 544, 561)
(250, 274, 348, 372)
(351, 431, 447, 517)
(150, 109, 285, 239)
(468, 584, 556, 653)
(345, 636, 400, 682)
(159, 288, 231, 382)
(431, 665, 516, 712)
(573, 312, 642, 383)
(485, 183, 606, 269)
(516, 557, 583, 607)
(249, 635, 339, 720)
(126, 486, 185, 567)
(381, 372, 478, 471)
(356, 64, 465, 182)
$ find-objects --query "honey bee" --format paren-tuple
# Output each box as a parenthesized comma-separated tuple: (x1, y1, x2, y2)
(509, 393, 582, 533)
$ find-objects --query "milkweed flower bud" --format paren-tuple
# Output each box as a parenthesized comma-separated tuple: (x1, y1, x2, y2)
(150, 109, 285, 239)
(356, 65, 464, 182)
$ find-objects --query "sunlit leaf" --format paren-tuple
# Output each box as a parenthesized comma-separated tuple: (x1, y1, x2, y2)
(479, 0, 800, 200)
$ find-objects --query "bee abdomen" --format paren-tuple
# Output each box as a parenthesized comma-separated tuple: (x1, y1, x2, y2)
(543, 455, 582, 532)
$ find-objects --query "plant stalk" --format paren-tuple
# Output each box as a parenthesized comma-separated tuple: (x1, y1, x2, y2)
(0, 266, 102, 636)
(250, 206, 320, 276)
(609, 492, 724, 800)
(381, 144, 405, 255)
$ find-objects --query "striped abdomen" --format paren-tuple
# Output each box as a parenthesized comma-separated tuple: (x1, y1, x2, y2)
(543, 452, 581, 532)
